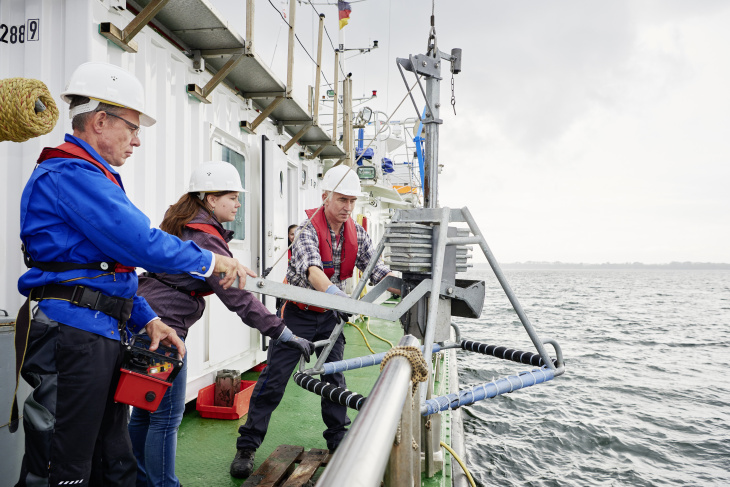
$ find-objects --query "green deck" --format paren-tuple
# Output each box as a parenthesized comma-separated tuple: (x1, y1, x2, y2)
(176, 314, 454, 487)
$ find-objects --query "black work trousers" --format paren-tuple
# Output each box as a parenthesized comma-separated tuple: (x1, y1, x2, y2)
(236, 305, 350, 452)
(15, 309, 136, 487)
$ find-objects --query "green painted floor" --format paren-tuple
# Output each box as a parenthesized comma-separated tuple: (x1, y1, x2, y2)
(175, 316, 403, 487)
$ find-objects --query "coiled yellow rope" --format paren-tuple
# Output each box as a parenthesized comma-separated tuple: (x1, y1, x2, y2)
(0, 78, 59, 143)
(380, 345, 428, 395)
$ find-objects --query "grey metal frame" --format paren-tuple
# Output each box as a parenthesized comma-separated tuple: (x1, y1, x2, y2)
(251, 39, 564, 484)
(245, 274, 452, 322)
(392, 207, 560, 372)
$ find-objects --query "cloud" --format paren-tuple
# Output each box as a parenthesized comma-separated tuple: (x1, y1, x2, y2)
(211, 0, 730, 263)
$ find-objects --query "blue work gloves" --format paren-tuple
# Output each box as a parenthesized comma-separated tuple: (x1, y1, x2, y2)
(325, 284, 348, 298)
(326, 285, 352, 323)
(278, 327, 315, 358)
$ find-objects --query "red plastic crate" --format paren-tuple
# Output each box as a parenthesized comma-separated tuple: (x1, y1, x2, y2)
(196, 380, 256, 420)
(250, 363, 267, 372)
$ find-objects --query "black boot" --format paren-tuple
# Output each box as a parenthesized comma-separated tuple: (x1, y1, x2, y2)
(230, 448, 256, 478)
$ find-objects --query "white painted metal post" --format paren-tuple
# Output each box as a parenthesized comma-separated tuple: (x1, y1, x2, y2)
(333, 50, 340, 143)
(286, 0, 297, 97)
(245, 0, 254, 53)
(314, 14, 325, 124)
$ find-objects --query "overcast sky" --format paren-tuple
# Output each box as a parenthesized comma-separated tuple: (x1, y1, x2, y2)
(213, 0, 730, 264)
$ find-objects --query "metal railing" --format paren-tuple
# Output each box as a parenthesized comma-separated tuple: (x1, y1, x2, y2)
(316, 335, 420, 487)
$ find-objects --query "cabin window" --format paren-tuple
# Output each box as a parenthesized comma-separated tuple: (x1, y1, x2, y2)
(216, 143, 246, 240)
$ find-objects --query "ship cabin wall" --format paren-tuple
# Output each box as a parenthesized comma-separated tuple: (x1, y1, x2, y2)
(0, 0, 324, 401)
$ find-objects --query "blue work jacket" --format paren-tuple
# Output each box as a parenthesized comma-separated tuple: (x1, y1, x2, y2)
(18, 134, 214, 340)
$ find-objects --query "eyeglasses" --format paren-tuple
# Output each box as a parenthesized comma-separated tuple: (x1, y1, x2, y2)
(104, 112, 141, 137)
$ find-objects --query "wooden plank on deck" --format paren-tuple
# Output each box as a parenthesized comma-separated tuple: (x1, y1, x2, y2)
(281, 448, 329, 487)
(242, 445, 304, 487)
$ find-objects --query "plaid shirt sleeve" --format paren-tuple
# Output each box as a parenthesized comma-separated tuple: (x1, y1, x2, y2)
(286, 220, 321, 290)
(286, 219, 391, 290)
(355, 224, 391, 285)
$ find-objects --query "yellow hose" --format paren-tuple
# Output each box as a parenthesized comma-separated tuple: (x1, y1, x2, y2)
(440, 440, 476, 487)
(0, 78, 59, 142)
(364, 316, 394, 348)
(346, 321, 376, 354)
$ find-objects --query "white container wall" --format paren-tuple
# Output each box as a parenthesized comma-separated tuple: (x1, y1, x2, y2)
(0, 0, 324, 402)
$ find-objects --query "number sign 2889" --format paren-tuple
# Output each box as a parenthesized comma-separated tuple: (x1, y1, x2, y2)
(0, 19, 39, 44)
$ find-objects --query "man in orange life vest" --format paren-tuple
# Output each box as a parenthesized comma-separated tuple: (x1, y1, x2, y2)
(230, 164, 395, 478)
(14, 62, 252, 487)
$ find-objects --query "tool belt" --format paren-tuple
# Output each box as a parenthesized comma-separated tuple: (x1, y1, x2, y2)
(31, 284, 134, 323)
(289, 300, 328, 313)
(10, 285, 133, 432)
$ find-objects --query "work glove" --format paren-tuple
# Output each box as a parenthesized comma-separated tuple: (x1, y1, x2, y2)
(278, 327, 315, 358)
(326, 285, 351, 323)
(284, 335, 315, 358)
(325, 284, 348, 299)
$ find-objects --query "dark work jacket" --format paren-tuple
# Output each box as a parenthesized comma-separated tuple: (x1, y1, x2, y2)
(138, 209, 286, 340)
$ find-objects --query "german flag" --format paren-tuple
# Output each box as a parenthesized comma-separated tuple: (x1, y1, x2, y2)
(338, 1, 351, 30)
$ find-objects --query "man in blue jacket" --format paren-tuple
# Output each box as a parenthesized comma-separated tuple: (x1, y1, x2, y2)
(13, 62, 250, 487)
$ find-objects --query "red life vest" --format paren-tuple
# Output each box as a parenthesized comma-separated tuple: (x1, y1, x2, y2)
(304, 206, 357, 280)
(29, 142, 134, 274)
(180, 223, 227, 297)
(38, 142, 123, 188)
(185, 223, 226, 242)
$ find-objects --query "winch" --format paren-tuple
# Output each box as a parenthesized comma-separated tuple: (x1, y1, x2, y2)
(114, 335, 183, 411)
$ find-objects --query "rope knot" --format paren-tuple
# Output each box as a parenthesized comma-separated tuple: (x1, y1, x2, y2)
(380, 345, 428, 395)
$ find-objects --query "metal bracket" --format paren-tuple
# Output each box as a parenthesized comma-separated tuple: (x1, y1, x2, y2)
(281, 123, 313, 153)
(239, 96, 286, 134)
(306, 143, 332, 160)
(186, 50, 245, 104)
(99, 0, 171, 53)
(395, 54, 441, 124)
(192, 50, 205, 73)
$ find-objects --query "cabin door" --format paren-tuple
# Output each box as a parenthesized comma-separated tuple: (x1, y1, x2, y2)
(262, 137, 290, 308)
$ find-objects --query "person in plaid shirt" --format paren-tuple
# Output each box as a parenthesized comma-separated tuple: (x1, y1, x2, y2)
(230, 165, 395, 478)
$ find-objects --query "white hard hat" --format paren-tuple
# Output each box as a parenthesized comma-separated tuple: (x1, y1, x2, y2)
(188, 161, 245, 199)
(61, 62, 156, 127)
(321, 165, 361, 197)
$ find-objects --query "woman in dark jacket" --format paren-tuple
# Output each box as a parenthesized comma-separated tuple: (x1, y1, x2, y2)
(128, 161, 313, 487)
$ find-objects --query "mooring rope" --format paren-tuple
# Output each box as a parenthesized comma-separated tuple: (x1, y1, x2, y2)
(380, 345, 428, 395)
(0, 78, 59, 142)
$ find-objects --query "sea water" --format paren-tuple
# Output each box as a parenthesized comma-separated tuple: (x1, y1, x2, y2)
(455, 269, 730, 486)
